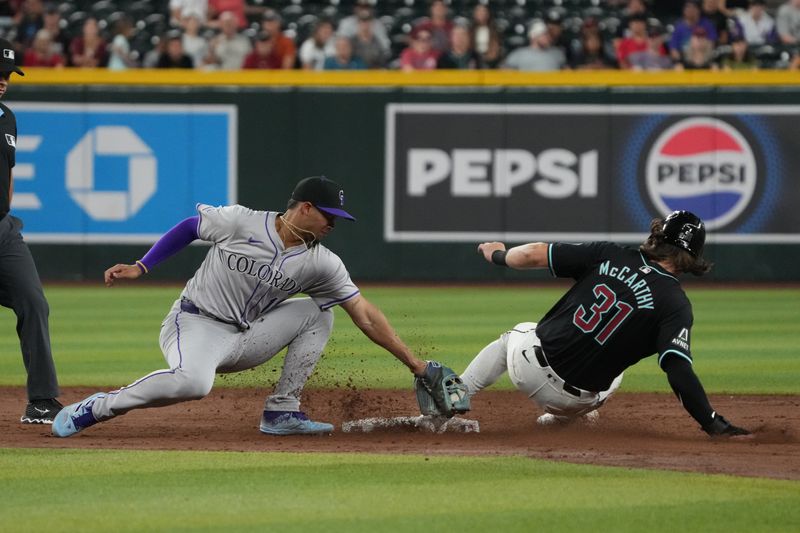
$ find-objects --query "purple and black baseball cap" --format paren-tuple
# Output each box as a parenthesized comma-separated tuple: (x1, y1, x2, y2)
(291, 176, 356, 221)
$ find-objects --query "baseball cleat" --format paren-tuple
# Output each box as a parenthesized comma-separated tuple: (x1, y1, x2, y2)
(52, 393, 104, 437)
(20, 398, 63, 424)
(537, 410, 599, 427)
(259, 410, 333, 436)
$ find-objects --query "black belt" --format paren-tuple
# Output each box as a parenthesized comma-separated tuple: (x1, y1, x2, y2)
(533, 345, 587, 398)
(180, 299, 245, 330)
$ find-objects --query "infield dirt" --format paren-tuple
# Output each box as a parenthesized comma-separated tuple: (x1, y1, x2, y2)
(3, 386, 798, 480)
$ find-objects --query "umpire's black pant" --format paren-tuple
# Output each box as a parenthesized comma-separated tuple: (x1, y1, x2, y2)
(0, 214, 59, 400)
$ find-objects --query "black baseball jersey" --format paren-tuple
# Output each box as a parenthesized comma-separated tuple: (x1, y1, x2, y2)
(0, 102, 17, 218)
(536, 242, 694, 392)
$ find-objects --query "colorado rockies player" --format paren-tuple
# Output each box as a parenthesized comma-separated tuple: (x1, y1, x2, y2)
(53, 176, 444, 437)
(461, 211, 750, 437)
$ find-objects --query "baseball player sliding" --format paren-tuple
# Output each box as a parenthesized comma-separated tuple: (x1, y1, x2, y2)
(460, 211, 750, 437)
(53, 176, 460, 437)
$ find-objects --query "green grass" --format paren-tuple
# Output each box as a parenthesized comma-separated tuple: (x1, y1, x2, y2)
(0, 285, 798, 393)
(1, 449, 798, 533)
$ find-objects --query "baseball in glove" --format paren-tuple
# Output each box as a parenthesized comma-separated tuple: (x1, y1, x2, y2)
(415, 361, 470, 418)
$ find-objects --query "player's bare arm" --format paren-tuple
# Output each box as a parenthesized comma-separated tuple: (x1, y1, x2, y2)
(340, 295, 427, 376)
(104, 264, 143, 287)
(477, 241, 549, 269)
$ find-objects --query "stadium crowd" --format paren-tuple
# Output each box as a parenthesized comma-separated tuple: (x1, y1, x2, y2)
(2, 0, 800, 71)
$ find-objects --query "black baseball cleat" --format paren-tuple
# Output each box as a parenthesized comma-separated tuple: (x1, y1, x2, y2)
(20, 398, 64, 424)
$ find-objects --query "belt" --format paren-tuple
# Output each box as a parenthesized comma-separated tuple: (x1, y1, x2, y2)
(180, 299, 244, 330)
(533, 345, 588, 398)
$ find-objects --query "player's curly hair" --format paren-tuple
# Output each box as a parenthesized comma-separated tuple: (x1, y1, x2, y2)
(639, 218, 713, 276)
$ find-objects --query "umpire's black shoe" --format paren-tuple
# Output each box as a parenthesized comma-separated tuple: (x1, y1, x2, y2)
(21, 398, 64, 424)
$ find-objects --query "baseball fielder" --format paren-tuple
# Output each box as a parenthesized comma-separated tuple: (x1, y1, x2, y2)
(0, 38, 62, 424)
(53, 176, 452, 437)
(461, 211, 750, 437)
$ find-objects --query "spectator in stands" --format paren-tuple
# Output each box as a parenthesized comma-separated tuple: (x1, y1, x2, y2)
(42, 5, 69, 61)
(323, 35, 366, 70)
(414, 0, 453, 54)
(617, 14, 651, 69)
(299, 19, 334, 70)
(207, 0, 246, 29)
(670, 0, 719, 60)
(70, 16, 108, 68)
(14, 0, 44, 49)
(107, 15, 137, 71)
(205, 10, 250, 69)
(544, 10, 572, 63)
(720, 31, 759, 68)
(142, 36, 165, 68)
(170, 0, 207, 28)
(157, 31, 193, 68)
(503, 20, 567, 71)
(351, 10, 388, 69)
(261, 9, 296, 69)
(629, 25, 674, 70)
(242, 31, 281, 69)
(337, 0, 390, 57)
(400, 28, 439, 71)
(469, 3, 502, 69)
(703, 0, 733, 43)
(776, 0, 800, 45)
(437, 24, 480, 69)
(572, 32, 617, 69)
(737, 0, 776, 44)
(616, 0, 651, 39)
(181, 12, 209, 68)
(677, 26, 718, 68)
(22, 28, 63, 67)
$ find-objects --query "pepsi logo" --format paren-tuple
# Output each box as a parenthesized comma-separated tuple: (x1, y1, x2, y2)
(645, 117, 757, 230)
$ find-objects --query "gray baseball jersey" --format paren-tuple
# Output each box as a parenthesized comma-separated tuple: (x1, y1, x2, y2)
(183, 204, 360, 329)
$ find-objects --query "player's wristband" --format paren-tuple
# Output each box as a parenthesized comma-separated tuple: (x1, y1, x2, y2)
(135, 260, 149, 274)
(491, 250, 508, 266)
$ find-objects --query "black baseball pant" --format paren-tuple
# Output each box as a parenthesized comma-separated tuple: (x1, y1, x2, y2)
(0, 214, 59, 400)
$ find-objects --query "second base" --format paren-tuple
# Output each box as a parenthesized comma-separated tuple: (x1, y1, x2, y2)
(341, 415, 479, 434)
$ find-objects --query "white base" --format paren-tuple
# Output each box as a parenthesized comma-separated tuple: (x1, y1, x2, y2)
(341, 415, 480, 434)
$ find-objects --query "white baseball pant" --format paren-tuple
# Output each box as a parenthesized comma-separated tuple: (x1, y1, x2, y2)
(90, 297, 333, 421)
(460, 322, 622, 419)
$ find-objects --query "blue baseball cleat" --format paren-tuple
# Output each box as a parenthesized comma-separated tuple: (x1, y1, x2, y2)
(259, 410, 333, 436)
(52, 393, 105, 438)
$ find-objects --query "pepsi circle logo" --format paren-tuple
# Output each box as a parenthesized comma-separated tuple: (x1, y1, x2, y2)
(645, 117, 757, 230)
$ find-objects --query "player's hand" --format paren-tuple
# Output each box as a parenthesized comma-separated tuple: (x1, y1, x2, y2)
(477, 242, 506, 263)
(104, 264, 143, 287)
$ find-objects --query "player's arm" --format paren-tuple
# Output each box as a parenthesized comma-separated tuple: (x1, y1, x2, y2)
(661, 355, 750, 437)
(104, 216, 200, 286)
(477, 241, 549, 269)
(340, 294, 428, 376)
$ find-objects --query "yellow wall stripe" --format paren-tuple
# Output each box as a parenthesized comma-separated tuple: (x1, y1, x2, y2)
(13, 68, 800, 87)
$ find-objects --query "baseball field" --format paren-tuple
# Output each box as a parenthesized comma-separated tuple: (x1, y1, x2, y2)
(1, 284, 799, 532)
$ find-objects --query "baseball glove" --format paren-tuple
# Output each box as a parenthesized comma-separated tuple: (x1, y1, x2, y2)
(414, 361, 470, 418)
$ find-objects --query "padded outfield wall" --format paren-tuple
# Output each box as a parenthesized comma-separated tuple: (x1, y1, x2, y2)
(10, 69, 800, 281)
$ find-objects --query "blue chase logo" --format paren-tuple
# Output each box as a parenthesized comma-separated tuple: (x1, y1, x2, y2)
(645, 117, 757, 230)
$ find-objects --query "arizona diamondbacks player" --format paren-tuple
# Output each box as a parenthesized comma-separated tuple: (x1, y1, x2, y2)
(53, 176, 439, 437)
(461, 211, 750, 437)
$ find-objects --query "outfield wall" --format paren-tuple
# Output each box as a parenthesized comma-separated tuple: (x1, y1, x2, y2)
(9, 70, 800, 281)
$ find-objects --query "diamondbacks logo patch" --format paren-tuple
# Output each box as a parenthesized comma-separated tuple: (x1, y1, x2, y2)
(5, 134, 14, 147)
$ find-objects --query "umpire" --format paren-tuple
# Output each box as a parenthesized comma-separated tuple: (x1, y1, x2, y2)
(0, 38, 61, 424)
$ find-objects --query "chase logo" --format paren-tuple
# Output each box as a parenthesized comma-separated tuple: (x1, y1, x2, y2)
(645, 117, 757, 230)
(10, 103, 237, 243)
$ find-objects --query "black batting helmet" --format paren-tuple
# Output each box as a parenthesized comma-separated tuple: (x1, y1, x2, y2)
(662, 210, 705, 257)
